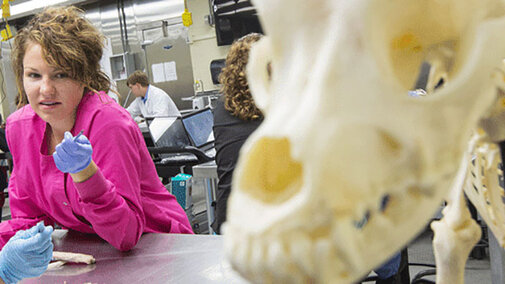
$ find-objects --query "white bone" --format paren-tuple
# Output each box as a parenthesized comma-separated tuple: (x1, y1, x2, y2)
(224, 0, 505, 283)
(445, 64, 505, 284)
(431, 135, 482, 284)
(431, 94, 505, 284)
(463, 131, 505, 245)
(52, 251, 96, 264)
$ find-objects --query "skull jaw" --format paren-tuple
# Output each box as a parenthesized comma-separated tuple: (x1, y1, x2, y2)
(224, 134, 457, 283)
(224, 181, 454, 283)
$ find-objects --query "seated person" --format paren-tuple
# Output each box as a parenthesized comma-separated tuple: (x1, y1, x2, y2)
(125, 70, 180, 122)
(371, 253, 402, 284)
(1, 6, 193, 252)
(361, 195, 403, 283)
(0, 114, 8, 153)
(0, 125, 8, 197)
(212, 33, 264, 234)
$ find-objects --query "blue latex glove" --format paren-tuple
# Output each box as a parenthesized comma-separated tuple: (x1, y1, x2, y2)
(53, 131, 93, 174)
(0, 222, 54, 284)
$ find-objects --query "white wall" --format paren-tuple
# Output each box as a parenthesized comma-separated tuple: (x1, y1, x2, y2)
(187, 0, 229, 93)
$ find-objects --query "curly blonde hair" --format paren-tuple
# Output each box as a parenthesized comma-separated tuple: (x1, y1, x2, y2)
(219, 33, 263, 121)
(12, 6, 111, 108)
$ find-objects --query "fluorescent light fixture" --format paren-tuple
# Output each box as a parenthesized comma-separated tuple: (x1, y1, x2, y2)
(1, 0, 88, 20)
(10, 0, 68, 16)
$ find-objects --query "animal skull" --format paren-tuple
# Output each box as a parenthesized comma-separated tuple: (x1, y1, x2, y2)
(223, 0, 505, 282)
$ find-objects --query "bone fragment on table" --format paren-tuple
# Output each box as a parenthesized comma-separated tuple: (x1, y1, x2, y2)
(47, 260, 66, 270)
(52, 251, 96, 264)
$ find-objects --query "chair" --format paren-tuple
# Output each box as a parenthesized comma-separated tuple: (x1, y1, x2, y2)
(147, 145, 214, 184)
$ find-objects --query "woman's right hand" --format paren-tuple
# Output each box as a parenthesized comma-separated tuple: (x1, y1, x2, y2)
(0, 222, 54, 284)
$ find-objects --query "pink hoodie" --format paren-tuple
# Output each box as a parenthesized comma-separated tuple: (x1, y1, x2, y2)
(1, 91, 193, 251)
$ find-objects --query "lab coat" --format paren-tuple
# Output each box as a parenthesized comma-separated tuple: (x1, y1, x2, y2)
(107, 90, 119, 103)
(126, 85, 180, 119)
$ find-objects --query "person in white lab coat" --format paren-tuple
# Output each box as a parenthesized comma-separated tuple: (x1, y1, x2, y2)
(125, 70, 180, 122)
(107, 91, 119, 103)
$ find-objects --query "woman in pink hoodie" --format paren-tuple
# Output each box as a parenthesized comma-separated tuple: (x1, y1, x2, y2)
(0, 6, 193, 251)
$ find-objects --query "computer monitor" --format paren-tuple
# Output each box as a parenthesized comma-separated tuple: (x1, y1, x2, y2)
(212, 0, 263, 46)
(182, 108, 214, 148)
(146, 117, 191, 149)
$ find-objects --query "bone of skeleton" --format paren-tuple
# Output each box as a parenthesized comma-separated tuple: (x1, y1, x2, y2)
(462, 131, 505, 246)
(52, 251, 96, 265)
(464, 68, 505, 248)
(431, 134, 482, 284)
(223, 0, 505, 283)
(431, 95, 505, 283)
(428, 33, 505, 284)
(478, 60, 505, 143)
(445, 71, 505, 253)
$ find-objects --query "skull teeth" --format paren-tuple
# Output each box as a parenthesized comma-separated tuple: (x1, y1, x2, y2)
(226, 226, 334, 282)
(267, 239, 311, 283)
(287, 233, 316, 277)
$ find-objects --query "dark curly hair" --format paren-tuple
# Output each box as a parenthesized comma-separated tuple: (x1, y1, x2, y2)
(12, 6, 111, 108)
(219, 33, 263, 121)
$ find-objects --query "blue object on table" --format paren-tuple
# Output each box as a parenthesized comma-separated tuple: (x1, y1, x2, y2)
(171, 173, 192, 210)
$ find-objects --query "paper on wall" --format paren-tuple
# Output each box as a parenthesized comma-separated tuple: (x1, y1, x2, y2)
(152, 63, 165, 83)
(164, 61, 177, 81)
(151, 61, 178, 83)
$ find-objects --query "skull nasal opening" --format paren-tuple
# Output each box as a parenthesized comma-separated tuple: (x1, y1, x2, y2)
(238, 137, 303, 204)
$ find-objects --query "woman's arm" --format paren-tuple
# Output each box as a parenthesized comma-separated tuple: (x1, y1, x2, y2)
(0, 171, 54, 249)
(67, 119, 147, 251)
(54, 109, 190, 250)
(70, 161, 97, 183)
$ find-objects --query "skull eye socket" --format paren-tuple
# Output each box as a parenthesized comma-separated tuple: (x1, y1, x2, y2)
(368, 2, 476, 95)
(238, 137, 303, 204)
(389, 32, 456, 94)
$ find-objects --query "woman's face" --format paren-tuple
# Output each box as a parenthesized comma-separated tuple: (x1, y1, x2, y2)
(22, 43, 84, 130)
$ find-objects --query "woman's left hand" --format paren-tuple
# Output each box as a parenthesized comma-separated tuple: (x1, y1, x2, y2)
(53, 131, 93, 173)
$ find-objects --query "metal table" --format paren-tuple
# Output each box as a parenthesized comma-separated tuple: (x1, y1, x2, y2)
(489, 227, 505, 284)
(22, 230, 248, 284)
(192, 161, 218, 234)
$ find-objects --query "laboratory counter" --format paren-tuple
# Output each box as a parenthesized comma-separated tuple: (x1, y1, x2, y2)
(21, 230, 248, 283)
